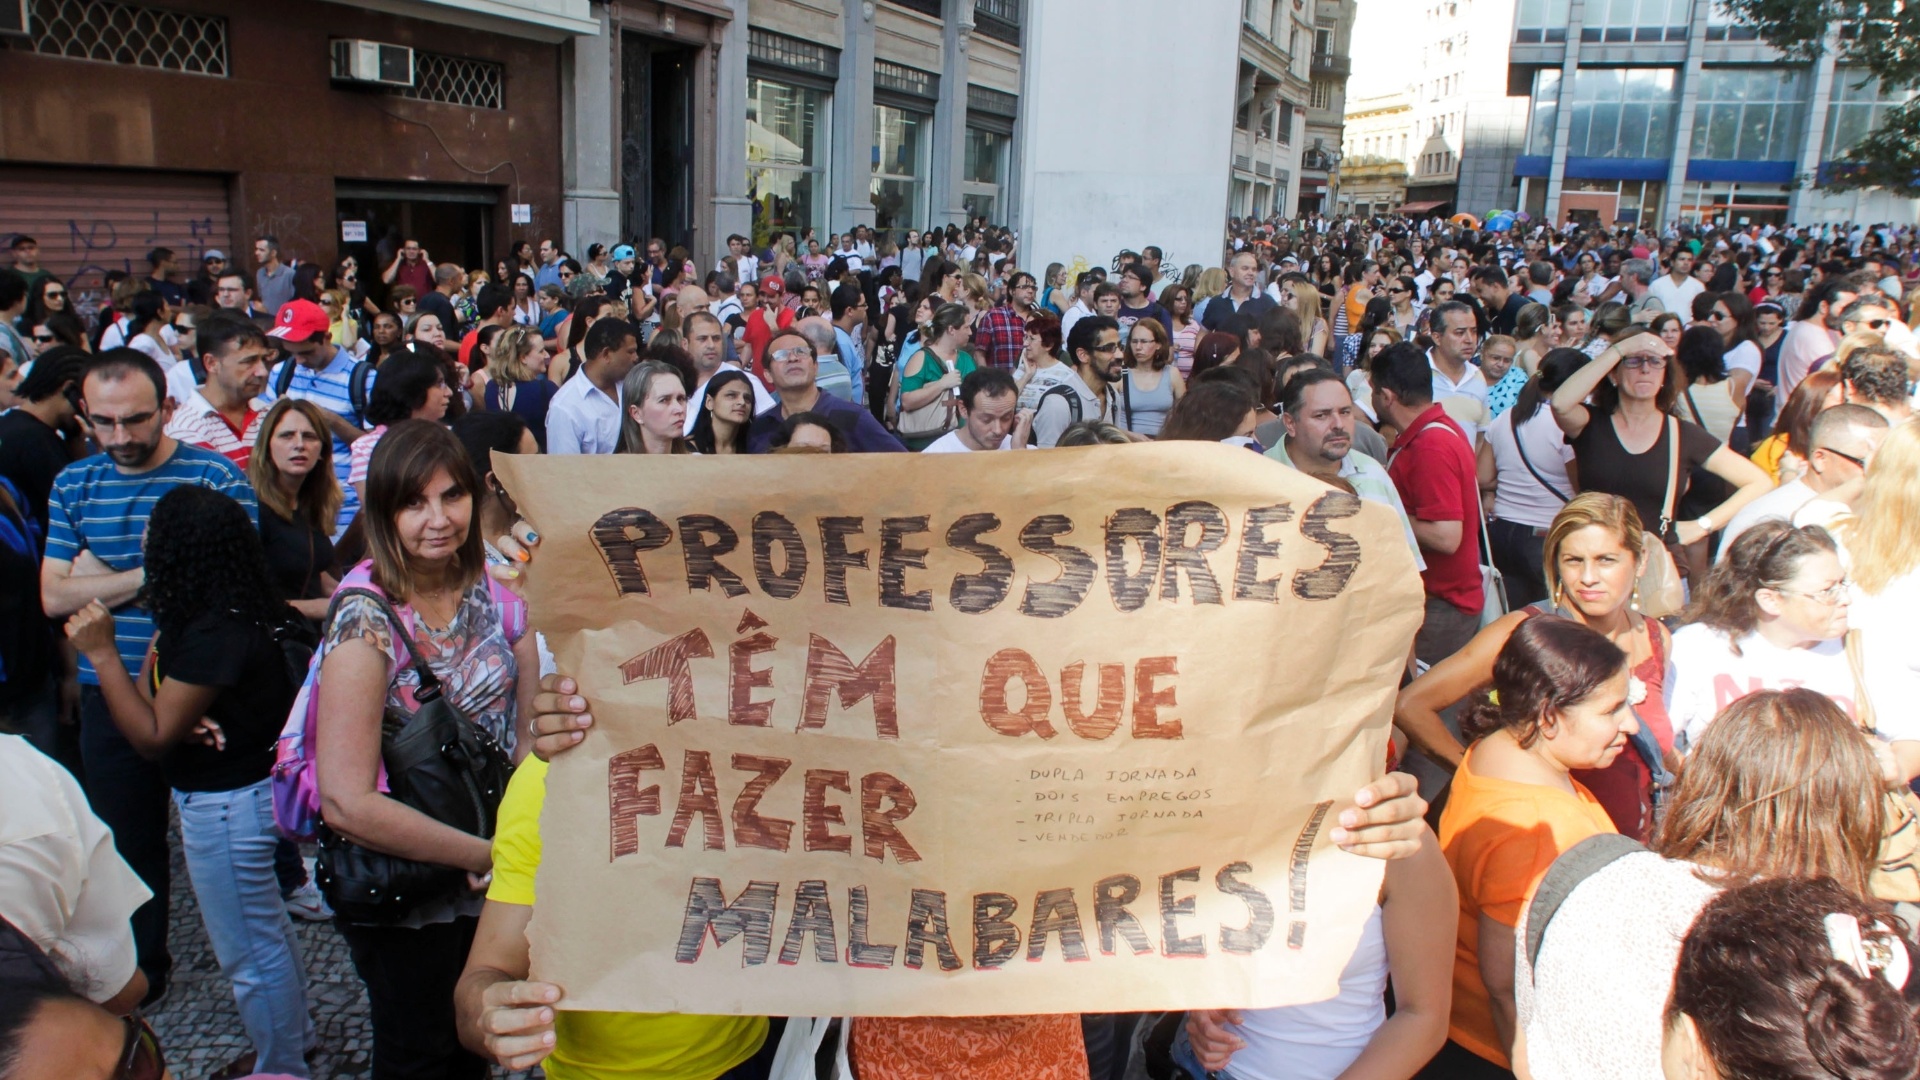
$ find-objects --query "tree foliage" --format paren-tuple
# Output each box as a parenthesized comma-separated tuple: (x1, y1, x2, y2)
(1720, 0, 1920, 194)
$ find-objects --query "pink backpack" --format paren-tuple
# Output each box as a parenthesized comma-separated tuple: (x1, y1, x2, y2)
(271, 562, 526, 842)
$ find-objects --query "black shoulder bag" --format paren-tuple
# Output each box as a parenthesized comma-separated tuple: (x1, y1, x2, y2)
(316, 588, 514, 925)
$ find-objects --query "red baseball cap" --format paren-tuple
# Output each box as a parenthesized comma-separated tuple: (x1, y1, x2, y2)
(268, 299, 330, 341)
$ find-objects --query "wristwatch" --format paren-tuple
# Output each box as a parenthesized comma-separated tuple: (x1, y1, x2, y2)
(1694, 516, 1714, 534)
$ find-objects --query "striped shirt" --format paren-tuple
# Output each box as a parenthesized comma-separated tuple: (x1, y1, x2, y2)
(165, 391, 266, 469)
(264, 347, 372, 536)
(45, 444, 258, 685)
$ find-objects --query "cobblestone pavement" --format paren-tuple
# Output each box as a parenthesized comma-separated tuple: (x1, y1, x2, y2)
(148, 817, 539, 1080)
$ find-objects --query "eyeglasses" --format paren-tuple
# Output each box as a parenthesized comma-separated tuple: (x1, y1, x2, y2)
(31, 333, 55, 343)
(1388, 286, 1409, 295)
(85, 410, 160, 431)
(1860, 318, 1892, 330)
(1773, 579, 1852, 606)
(1822, 447, 1868, 469)
(45, 289, 66, 300)
(115, 1014, 165, 1080)
(1618, 355, 1666, 371)
(768, 347, 813, 363)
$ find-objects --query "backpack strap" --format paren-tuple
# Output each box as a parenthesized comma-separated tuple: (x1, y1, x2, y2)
(272, 356, 297, 397)
(349, 360, 376, 417)
(329, 586, 444, 700)
(1525, 833, 1648, 976)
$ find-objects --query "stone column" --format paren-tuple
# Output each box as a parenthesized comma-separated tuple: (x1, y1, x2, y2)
(1542, 0, 1586, 225)
(710, 0, 753, 262)
(1788, 28, 1840, 222)
(834, 0, 879, 232)
(1660, 0, 1710, 226)
(562, 1, 620, 252)
(928, 0, 975, 226)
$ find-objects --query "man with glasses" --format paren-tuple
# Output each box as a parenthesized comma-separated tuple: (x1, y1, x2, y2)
(745, 328, 904, 453)
(976, 272, 1037, 372)
(1836, 294, 1902, 350)
(1032, 315, 1127, 448)
(212, 271, 268, 319)
(1720, 404, 1887, 555)
(39, 349, 258, 1009)
(645, 237, 669, 287)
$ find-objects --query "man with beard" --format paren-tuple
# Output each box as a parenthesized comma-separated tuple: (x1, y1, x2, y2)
(681, 310, 776, 435)
(1032, 315, 1125, 448)
(164, 314, 272, 468)
(39, 349, 258, 1008)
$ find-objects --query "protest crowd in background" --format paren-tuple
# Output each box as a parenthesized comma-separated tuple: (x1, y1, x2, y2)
(3, 208, 1920, 1080)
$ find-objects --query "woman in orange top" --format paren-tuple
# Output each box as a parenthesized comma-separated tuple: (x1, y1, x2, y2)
(1427, 616, 1634, 1079)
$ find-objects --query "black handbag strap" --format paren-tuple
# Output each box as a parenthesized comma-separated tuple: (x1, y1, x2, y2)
(330, 587, 444, 700)
(1682, 385, 1704, 427)
(1511, 408, 1572, 503)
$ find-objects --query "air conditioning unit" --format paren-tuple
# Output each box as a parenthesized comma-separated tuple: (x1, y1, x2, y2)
(0, 0, 30, 37)
(330, 39, 415, 88)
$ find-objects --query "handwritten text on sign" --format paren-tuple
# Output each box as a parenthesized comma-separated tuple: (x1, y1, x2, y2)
(496, 445, 1423, 1016)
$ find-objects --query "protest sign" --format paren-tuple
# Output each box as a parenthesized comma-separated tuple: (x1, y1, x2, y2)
(494, 442, 1423, 1017)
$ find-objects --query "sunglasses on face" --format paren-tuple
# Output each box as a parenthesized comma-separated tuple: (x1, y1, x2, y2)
(1861, 318, 1892, 330)
(45, 289, 65, 300)
(115, 1014, 165, 1080)
(32, 332, 56, 343)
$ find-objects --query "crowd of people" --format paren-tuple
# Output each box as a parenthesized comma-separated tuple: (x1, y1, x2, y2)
(0, 209, 1918, 1080)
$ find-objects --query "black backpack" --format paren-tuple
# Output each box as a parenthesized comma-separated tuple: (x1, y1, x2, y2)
(1029, 382, 1084, 445)
(272, 356, 375, 417)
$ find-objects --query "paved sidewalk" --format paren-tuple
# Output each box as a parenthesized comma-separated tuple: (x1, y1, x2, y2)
(147, 820, 538, 1080)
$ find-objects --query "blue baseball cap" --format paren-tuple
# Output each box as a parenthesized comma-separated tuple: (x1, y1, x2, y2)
(611, 244, 637, 261)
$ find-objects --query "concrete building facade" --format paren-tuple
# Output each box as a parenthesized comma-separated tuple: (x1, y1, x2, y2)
(1232, 0, 1307, 218)
(1339, 91, 1414, 215)
(1400, 0, 1525, 216)
(1300, 0, 1355, 214)
(1507, 0, 1919, 227)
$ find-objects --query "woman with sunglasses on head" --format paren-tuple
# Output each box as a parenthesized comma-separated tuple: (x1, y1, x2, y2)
(1550, 325, 1769, 557)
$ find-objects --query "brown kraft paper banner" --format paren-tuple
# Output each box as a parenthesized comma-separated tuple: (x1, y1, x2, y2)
(494, 441, 1424, 1017)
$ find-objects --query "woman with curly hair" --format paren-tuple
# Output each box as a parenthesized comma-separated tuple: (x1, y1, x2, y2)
(63, 485, 312, 1079)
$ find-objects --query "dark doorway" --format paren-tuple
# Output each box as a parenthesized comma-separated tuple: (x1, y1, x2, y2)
(334, 184, 495, 308)
(621, 33, 698, 253)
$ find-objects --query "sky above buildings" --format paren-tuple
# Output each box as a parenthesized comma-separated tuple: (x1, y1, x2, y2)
(1347, 0, 1422, 99)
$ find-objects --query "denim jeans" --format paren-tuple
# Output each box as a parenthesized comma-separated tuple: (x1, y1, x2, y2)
(1170, 1021, 1229, 1079)
(175, 778, 314, 1076)
(79, 686, 172, 993)
(1486, 518, 1548, 610)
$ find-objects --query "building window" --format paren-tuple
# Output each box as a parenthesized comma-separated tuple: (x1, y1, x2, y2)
(1278, 101, 1295, 144)
(5, 0, 228, 76)
(1579, 0, 1690, 44)
(975, 0, 1020, 44)
(1532, 66, 1678, 159)
(748, 78, 829, 242)
(1704, 0, 1760, 41)
(872, 104, 928, 229)
(1513, 0, 1572, 42)
(749, 28, 836, 78)
(1690, 67, 1807, 161)
(1311, 79, 1333, 110)
(396, 52, 505, 110)
(1824, 70, 1911, 161)
(962, 127, 1008, 222)
(1314, 27, 1334, 58)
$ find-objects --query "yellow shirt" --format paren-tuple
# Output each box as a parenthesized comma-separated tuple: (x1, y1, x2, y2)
(489, 758, 768, 1079)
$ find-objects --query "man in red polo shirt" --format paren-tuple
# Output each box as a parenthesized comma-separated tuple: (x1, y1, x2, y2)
(1370, 339, 1483, 670)
(163, 312, 270, 468)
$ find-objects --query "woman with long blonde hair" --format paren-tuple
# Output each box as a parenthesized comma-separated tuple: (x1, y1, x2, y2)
(1282, 279, 1329, 356)
(1837, 418, 1920, 783)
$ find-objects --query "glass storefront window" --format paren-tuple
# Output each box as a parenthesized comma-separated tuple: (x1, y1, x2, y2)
(962, 127, 1007, 225)
(1690, 68, 1808, 161)
(1824, 70, 1912, 161)
(872, 104, 928, 229)
(1563, 68, 1677, 158)
(747, 78, 829, 242)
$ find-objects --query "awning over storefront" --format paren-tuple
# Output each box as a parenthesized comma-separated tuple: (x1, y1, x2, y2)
(1398, 199, 1448, 213)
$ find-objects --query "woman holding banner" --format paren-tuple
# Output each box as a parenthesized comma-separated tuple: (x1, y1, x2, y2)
(458, 524, 1445, 1078)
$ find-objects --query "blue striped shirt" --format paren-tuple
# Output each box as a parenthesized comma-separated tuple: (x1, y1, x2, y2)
(45, 443, 258, 684)
(264, 347, 372, 537)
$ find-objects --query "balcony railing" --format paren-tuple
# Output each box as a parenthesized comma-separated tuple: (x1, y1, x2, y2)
(1310, 51, 1349, 77)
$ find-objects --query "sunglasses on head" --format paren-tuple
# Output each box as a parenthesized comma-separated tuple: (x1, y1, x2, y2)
(115, 1014, 165, 1080)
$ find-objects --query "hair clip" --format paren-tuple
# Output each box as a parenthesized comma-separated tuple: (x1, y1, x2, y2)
(1487, 689, 1500, 707)
(1825, 912, 1913, 990)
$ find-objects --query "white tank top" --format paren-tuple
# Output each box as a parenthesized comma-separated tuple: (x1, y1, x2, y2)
(1226, 906, 1388, 1080)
